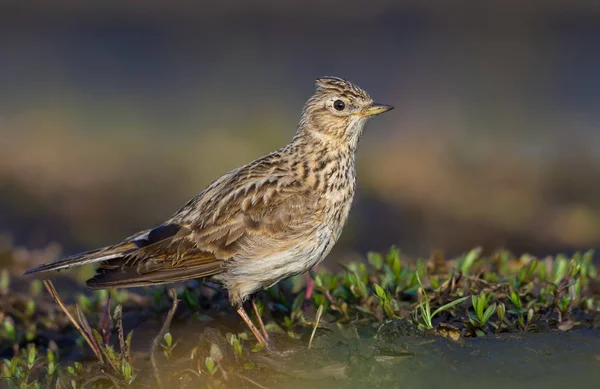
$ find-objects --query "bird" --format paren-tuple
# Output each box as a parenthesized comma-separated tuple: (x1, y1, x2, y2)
(24, 76, 393, 351)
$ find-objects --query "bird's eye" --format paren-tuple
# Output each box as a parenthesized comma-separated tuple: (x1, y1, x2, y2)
(333, 100, 345, 111)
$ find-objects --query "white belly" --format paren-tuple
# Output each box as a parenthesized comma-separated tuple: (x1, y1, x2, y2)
(215, 226, 334, 304)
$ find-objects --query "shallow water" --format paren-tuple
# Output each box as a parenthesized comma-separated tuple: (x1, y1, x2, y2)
(243, 326, 600, 389)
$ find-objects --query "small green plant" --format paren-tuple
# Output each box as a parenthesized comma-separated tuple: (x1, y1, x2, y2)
(467, 293, 496, 336)
(373, 284, 397, 320)
(226, 333, 243, 358)
(43, 281, 137, 387)
(456, 247, 482, 274)
(44, 349, 58, 380)
(490, 302, 506, 333)
(2, 316, 17, 344)
(161, 332, 177, 359)
(415, 272, 469, 329)
(345, 272, 368, 300)
(197, 343, 229, 389)
(1, 345, 41, 389)
(507, 290, 527, 329)
(516, 258, 538, 286)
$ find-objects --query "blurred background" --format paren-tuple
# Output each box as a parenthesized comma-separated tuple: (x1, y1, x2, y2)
(1, 1, 600, 272)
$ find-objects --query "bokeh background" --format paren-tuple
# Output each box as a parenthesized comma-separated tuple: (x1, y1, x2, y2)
(2, 1, 600, 272)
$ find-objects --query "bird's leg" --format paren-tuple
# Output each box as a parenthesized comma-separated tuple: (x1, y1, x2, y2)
(305, 264, 320, 300)
(251, 298, 269, 341)
(236, 306, 269, 347)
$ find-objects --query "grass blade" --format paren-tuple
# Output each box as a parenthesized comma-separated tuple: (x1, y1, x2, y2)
(431, 295, 470, 318)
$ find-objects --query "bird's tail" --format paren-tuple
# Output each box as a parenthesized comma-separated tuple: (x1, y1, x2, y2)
(23, 240, 139, 275)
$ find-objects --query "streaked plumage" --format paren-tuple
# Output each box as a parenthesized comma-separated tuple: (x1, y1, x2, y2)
(25, 76, 393, 350)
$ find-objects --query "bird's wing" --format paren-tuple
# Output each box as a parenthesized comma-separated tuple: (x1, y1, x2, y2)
(86, 158, 323, 288)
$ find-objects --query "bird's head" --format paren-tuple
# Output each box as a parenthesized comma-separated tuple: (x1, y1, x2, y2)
(297, 76, 393, 148)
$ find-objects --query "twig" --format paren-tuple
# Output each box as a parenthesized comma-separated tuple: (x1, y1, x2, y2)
(308, 304, 324, 350)
(113, 304, 130, 364)
(151, 288, 179, 389)
(233, 372, 272, 389)
(75, 301, 120, 373)
(100, 293, 111, 343)
(43, 280, 104, 362)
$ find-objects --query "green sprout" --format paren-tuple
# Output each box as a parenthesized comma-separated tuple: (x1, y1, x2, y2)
(374, 284, 397, 320)
(467, 293, 497, 336)
(456, 247, 482, 274)
(161, 332, 177, 359)
(415, 272, 469, 329)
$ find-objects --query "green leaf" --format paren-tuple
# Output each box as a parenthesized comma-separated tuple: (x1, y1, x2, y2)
(354, 273, 368, 298)
(468, 311, 480, 326)
(181, 290, 201, 311)
(91, 328, 103, 347)
(30, 279, 42, 296)
(383, 302, 396, 320)
(226, 333, 236, 345)
(526, 259, 538, 281)
(537, 260, 547, 282)
(47, 350, 55, 363)
(459, 247, 481, 274)
(482, 303, 496, 325)
(125, 331, 133, 352)
(553, 256, 569, 284)
(233, 340, 243, 357)
(431, 295, 470, 318)
(386, 246, 400, 265)
(3, 317, 15, 342)
(367, 252, 383, 270)
(508, 291, 522, 310)
(373, 284, 386, 301)
(419, 300, 432, 329)
(24, 300, 36, 317)
(471, 295, 480, 318)
(121, 360, 132, 380)
(313, 293, 327, 308)
(314, 274, 323, 288)
(251, 342, 265, 353)
(164, 333, 172, 347)
(204, 357, 216, 375)
(27, 345, 36, 367)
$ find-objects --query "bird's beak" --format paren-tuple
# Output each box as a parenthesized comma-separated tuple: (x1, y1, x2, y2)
(359, 103, 394, 117)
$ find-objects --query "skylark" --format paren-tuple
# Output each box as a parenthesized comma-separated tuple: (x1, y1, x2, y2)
(25, 76, 393, 351)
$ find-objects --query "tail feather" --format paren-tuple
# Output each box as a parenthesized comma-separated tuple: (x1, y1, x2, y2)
(86, 261, 222, 289)
(23, 228, 154, 275)
(23, 223, 224, 290)
(23, 244, 135, 275)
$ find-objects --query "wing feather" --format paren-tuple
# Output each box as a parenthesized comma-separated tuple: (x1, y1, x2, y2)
(87, 155, 322, 288)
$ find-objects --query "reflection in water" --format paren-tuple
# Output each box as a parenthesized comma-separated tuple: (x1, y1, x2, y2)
(249, 326, 600, 388)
